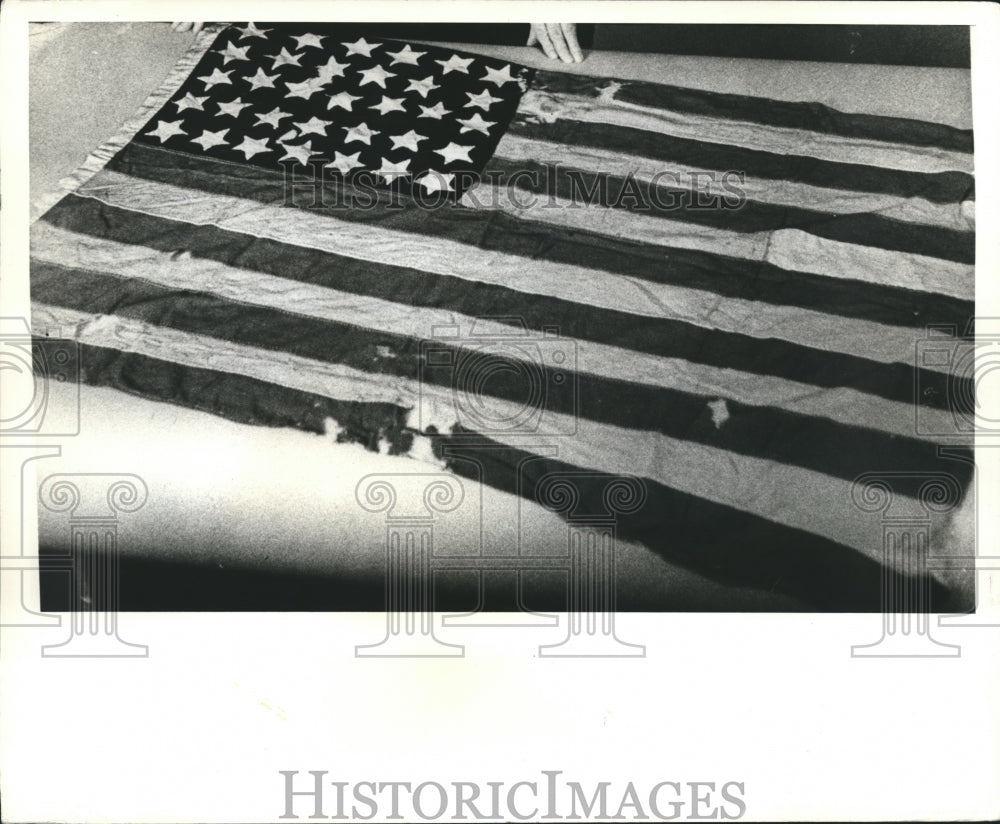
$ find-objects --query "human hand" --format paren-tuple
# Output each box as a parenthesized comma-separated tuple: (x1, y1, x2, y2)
(527, 24, 583, 62)
(170, 22, 206, 35)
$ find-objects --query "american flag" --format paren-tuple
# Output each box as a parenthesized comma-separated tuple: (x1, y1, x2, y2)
(30, 23, 976, 610)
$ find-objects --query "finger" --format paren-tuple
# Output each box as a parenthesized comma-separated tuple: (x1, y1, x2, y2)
(562, 23, 583, 62)
(534, 24, 558, 60)
(550, 24, 577, 63)
(192, 23, 204, 34)
(526, 26, 537, 46)
(535, 25, 558, 60)
(545, 23, 573, 63)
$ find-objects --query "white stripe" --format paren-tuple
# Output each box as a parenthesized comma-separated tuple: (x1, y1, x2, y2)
(69, 168, 969, 367)
(32, 300, 950, 568)
(493, 132, 974, 232)
(31, 221, 959, 441)
(517, 87, 975, 176)
(462, 184, 975, 301)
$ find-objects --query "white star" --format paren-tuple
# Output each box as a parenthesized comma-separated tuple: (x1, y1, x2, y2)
(280, 140, 316, 165)
(435, 142, 474, 165)
(457, 112, 495, 135)
(285, 77, 325, 100)
(387, 44, 425, 66)
(232, 135, 272, 159)
(191, 128, 230, 151)
(146, 119, 186, 142)
(418, 102, 451, 120)
(327, 90, 360, 111)
(482, 64, 517, 86)
(174, 92, 208, 113)
(358, 65, 394, 89)
(416, 171, 455, 194)
(246, 67, 278, 90)
(389, 130, 426, 152)
(297, 116, 332, 136)
(217, 98, 250, 118)
(276, 128, 299, 144)
(271, 47, 303, 70)
(292, 33, 325, 50)
(465, 89, 504, 111)
(325, 151, 364, 176)
(369, 96, 406, 116)
(436, 54, 473, 74)
(343, 37, 379, 58)
(405, 76, 438, 98)
(343, 123, 379, 145)
(235, 22, 270, 40)
(253, 107, 291, 129)
(199, 68, 233, 89)
(375, 157, 411, 182)
(314, 56, 349, 83)
(220, 42, 251, 64)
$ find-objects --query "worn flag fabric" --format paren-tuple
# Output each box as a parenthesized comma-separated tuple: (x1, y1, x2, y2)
(30, 23, 976, 610)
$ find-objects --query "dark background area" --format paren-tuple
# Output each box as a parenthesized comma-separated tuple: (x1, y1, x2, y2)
(329, 23, 970, 67)
(38, 549, 974, 613)
(593, 24, 970, 67)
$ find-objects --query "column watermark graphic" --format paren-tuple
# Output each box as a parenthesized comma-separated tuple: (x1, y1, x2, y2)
(355, 473, 466, 658)
(354, 468, 649, 658)
(914, 319, 1000, 629)
(1, 317, 78, 629)
(534, 471, 647, 657)
(911, 318, 1000, 642)
(848, 316, 1000, 657)
(354, 314, 650, 657)
(850, 471, 963, 658)
(0, 444, 63, 627)
(420, 318, 580, 633)
(934, 446, 1000, 628)
(0, 316, 149, 656)
(37, 473, 149, 657)
(439, 442, 560, 628)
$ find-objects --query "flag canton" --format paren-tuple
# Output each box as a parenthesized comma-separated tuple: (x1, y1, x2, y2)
(135, 23, 535, 199)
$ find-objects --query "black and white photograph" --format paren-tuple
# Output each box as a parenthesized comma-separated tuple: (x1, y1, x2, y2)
(2, 1, 998, 821)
